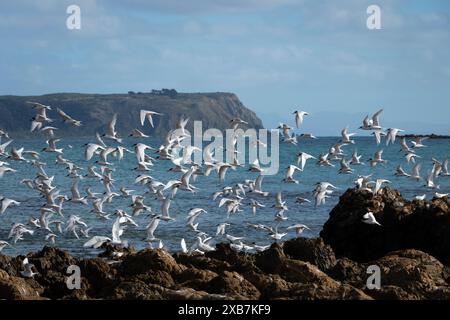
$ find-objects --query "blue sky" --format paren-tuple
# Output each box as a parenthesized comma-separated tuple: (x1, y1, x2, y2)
(1, 0, 450, 135)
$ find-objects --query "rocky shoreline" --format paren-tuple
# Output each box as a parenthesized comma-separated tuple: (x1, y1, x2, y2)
(1, 188, 449, 300)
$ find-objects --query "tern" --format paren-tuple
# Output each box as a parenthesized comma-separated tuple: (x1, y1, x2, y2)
(249, 199, 265, 215)
(56, 108, 82, 127)
(45, 233, 57, 244)
(406, 152, 420, 164)
(372, 129, 386, 145)
(295, 196, 311, 204)
(140, 110, 163, 127)
(215, 222, 230, 236)
(283, 165, 301, 184)
(103, 113, 122, 143)
(299, 133, 317, 139)
(0, 197, 20, 214)
(371, 179, 391, 195)
(129, 128, 149, 138)
(20, 257, 38, 278)
(368, 150, 387, 167)
(410, 163, 422, 181)
(411, 137, 428, 149)
(293, 110, 309, 128)
(250, 175, 269, 197)
(435, 192, 448, 199)
(362, 212, 381, 226)
(145, 216, 161, 241)
(226, 234, 244, 243)
(0, 240, 10, 252)
(274, 192, 288, 211)
(84, 236, 112, 249)
(399, 138, 413, 153)
(441, 159, 450, 176)
(341, 127, 356, 144)
(350, 150, 364, 165)
(360, 109, 383, 130)
(296, 152, 316, 171)
(0, 166, 17, 178)
(270, 226, 287, 241)
(287, 224, 310, 237)
(229, 118, 248, 130)
(385, 128, 404, 146)
(195, 236, 215, 252)
(317, 153, 334, 167)
(339, 158, 353, 174)
(395, 165, 411, 177)
(180, 238, 188, 253)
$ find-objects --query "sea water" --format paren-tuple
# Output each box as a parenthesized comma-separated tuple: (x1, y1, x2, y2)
(0, 136, 449, 257)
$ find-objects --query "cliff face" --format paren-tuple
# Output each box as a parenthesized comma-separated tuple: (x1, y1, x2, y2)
(0, 92, 263, 137)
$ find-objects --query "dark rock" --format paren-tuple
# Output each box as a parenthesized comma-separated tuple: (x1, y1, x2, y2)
(244, 264, 370, 300)
(283, 237, 336, 272)
(177, 268, 219, 283)
(109, 280, 164, 300)
(25, 246, 84, 299)
(206, 271, 260, 299)
(280, 259, 334, 284)
(327, 258, 366, 287)
(162, 287, 229, 300)
(28, 246, 78, 274)
(0, 273, 44, 300)
(134, 270, 175, 288)
(206, 243, 257, 273)
(0, 255, 21, 277)
(320, 188, 450, 264)
(362, 249, 450, 300)
(254, 243, 285, 274)
(243, 271, 292, 299)
(252, 241, 371, 299)
(79, 258, 116, 297)
(288, 282, 372, 300)
(174, 253, 232, 273)
(120, 249, 185, 276)
(174, 268, 218, 291)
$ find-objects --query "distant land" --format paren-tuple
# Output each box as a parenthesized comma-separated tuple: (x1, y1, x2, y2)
(0, 90, 263, 138)
(398, 134, 450, 139)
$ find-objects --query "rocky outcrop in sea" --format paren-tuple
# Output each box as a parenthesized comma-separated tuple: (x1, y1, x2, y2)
(0, 188, 449, 300)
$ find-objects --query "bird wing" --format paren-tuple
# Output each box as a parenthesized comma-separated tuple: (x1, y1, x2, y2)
(56, 108, 72, 121)
(275, 192, 282, 205)
(96, 132, 107, 147)
(255, 175, 263, 190)
(140, 110, 148, 126)
(84, 236, 109, 248)
(218, 165, 229, 181)
(107, 113, 118, 136)
(71, 179, 81, 199)
(181, 238, 187, 253)
(372, 109, 383, 127)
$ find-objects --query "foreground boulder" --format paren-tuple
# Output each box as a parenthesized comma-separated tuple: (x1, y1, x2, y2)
(252, 243, 370, 300)
(329, 249, 450, 299)
(0, 270, 44, 300)
(1, 244, 449, 300)
(320, 188, 450, 264)
(283, 237, 336, 272)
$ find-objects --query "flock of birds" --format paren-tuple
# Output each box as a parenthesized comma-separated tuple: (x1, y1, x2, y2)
(0, 103, 449, 277)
